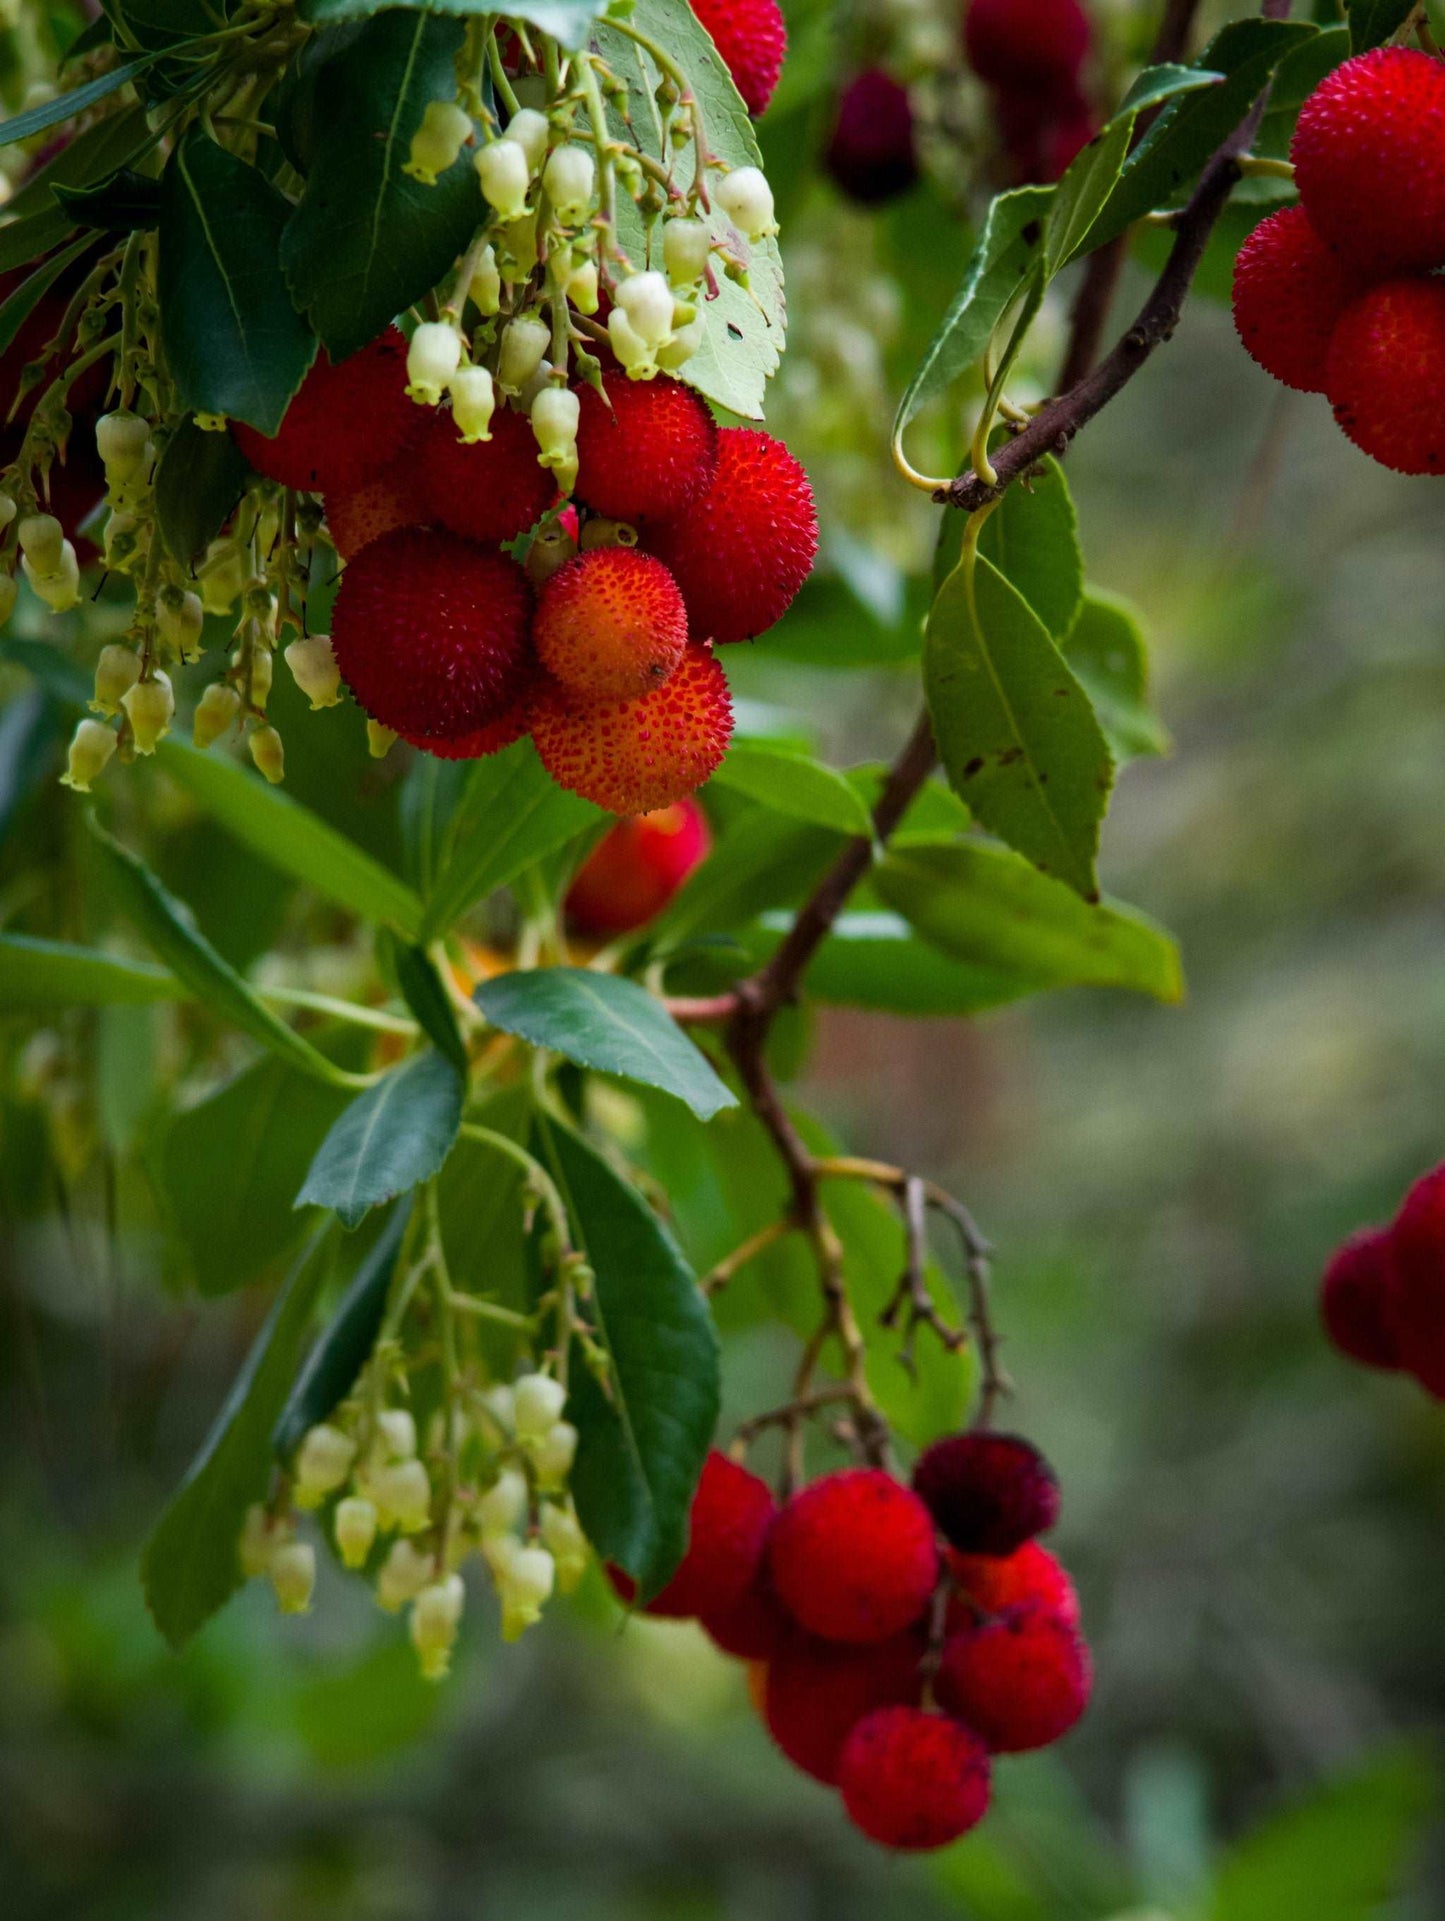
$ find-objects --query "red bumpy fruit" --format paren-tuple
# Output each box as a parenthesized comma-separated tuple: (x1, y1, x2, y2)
(994, 87, 1096, 185)
(946, 1541, 1081, 1631)
(1387, 1164, 1445, 1396)
(1319, 1226, 1401, 1371)
(763, 1626, 925, 1782)
(838, 1707, 992, 1852)
(1326, 280, 1445, 476)
(609, 1450, 775, 1617)
(330, 527, 533, 739)
(534, 549, 689, 704)
(935, 1600, 1092, 1752)
(418, 403, 558, 546)
(572, 372, 718, 525)
(644, 428, 817, 644)
(565, 797, 712, 935)
(325, 454, 425, 560)
(1231, 205, 1363, 395)
(767, 1468, 938, 1644)
(232, 328, 419, 493)
(529, 641, 733, 815)
(825, 70, 919, 205)
(700, 1568, 792, 1660)
(399, 700, 532, 762)
(1292, 48, 1445, 277)
(913, 1432, 1059, 1557)
(689, 0, 787, 117)
(964, 0, 1091, 103)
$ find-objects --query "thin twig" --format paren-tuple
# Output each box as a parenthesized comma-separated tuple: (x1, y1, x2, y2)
(700, 1216, 798, 1296)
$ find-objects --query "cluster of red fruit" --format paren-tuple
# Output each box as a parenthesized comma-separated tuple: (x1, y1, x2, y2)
(1320, 1161, 1445, 1396)
(1233, 47, 1445, 475)
(612, 1432, 1090, 1852)
(564, 794, 710, 935)
(232, 338, 817, 815)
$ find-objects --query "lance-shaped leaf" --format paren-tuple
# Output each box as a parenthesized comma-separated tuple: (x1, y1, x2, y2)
(711, 740, 875, 838)
(153, 419, 249, 564)
(0, 932, 178, 1006)
(0, 56, 153, 150)
(1064, 590, 1170, 764)
(296, 1050, 463, 1229)
(935, 453, 1083, 641)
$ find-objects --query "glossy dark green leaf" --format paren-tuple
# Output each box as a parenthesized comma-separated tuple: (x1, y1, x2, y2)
(4, 103, 155, 222)
(399, 754, 469, 896)
(0, 56, 152, 150)
(711, 740, 874, 837)
(0, 238, 95, 361)
(0, 208, 77, 277)
(536, 1117, 719, 1599)
(158, 130, 317, 434)
(420, 740, 603, 940)
(272, 1204, 410, 1458)
(970, 455, 1083, 641)
(280, 11, 482, 361)
(1345, 0, 1415, 54)
(477, 968, 737, 1120)
(876, 841, 1184, 1004)
(160, 1057, 352, 1297)
(1064, 590, 1170, 763)
(925, 552, 1112, 899)
(0, 932, 178, 1006)
(156, 739, 423, 933)
(53, 167, 161, 231)
(153, 417, 249, 564)
(386, 934, 466, 1072)
(89, 815, 355, 1086)
(296, 1050, 463, 1229)
(141, 1227, 331, 1650)
(298, 0, 606, 49)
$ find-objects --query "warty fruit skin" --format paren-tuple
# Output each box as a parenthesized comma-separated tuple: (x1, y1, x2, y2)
(1232, 204, 1363, 395)
(766, 1468, 939, 1645)
(838, 1706, 992, 1852)
(1326, 279, 1445, 476)
(573, 371, 718, 525)
(1318, 1226, 1402, 1372)
(232, 328, 419, 493)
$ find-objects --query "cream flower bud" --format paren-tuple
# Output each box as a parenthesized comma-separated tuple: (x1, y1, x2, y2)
(410, 1573, 465, 1680)
(96, 409, 150, 483)
(607, 307, 655, 376)
(18, 512, 64, 573)
(526, 518, 578, 587)
(23, 541, 80, 612)
(60, 717, 117, 793)
(450, 364, 496, 444)
(200, 540, 244, 616)
(527, 1419, 578, 1491)
(294, 1422, 356, 1505)
(477, 1467, 529, 1540)
(540, 1501, 590, 1593)
(502, 106, 548, 170)
(543, 144, 595, 223)
(194, 680, 241, 749)
(239, 1502, 276, 1580)
(406, 321, 463, 404)
(498, 316, 550, 394)
(376, 1537, 433, 1612)
(0, 493, 16, 529)
(378, 1407, 418, 1460)
(270, 1540, 316, 1614)
(663, 216, 711, 287)
(157, 587, 204, 661)
(477, 1383, 515, 1434)
(121, 670, 174, 754)
(103, 511, 139, 573)
(655, 317, 703, 372)
(375, 1457, 432, 1533)
(513, 1372, 567, 1442)
(616, 271, 674, 348)
(285, 633, 342, 709)
(404, 98, 472, 185)
(250, 724, 285, 784)
(367, 719, 397, 758)
(0, 575, 15, 627)
(468, 244, 502, 316)
(493, 1539, 555, 1641)
(334, 1495, 379, 1569)
(476, 137, 531, 219)
(563, 257, 599, 315)
(717, 166, 777, 241)
(530, 386, 579, 476)
(91, 643, 141, 717)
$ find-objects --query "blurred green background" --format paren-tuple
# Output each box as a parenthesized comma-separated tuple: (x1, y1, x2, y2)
(4, 1, 1445, 1916)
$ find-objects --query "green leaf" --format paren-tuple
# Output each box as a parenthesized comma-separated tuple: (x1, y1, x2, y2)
(4, 103, 156, 222)
(152, 418, 249, 565)
(0, 57, 152, 150)
(89, 815, 357, 1087)
(649, 807, 840, 946)
(893, 186, 1050, 450)
(419, 739, 602, 941)
(874, 841, 1184, 1004)
(280, 11, 483, 362)
(711, 740, 874, 838)
(476, 968, 737, 1120)
(385, 933, 466, 1071)
(53, 167, 161, 232)
(1063, 590, 1170, 763)
(298, 0, 607, 50)
(160, 1057, 352, 1297)
(155, 739, 424, 934)
(1345, 0, 1415, 55)
(399, 754, 469, 897)
(296, 1050, 463, 1229)
(739, 911, 1040, 1016)
(593, 0, 786, 419)
(157, 130, 318, 434)
(0, 238, 95, 361)
(925, 551, 1112, 899)
(272, 1204, 410, 1459)
(0, 932, 179, 1006)
(0, 209, 77, 278)
(1090, 19, 1318, 249)
(1211, 1746, 1435, 1921)
(536, 1116, 719, 1599)
(970, 454, 1083, 641)
(141, 1227, 331, 1650)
